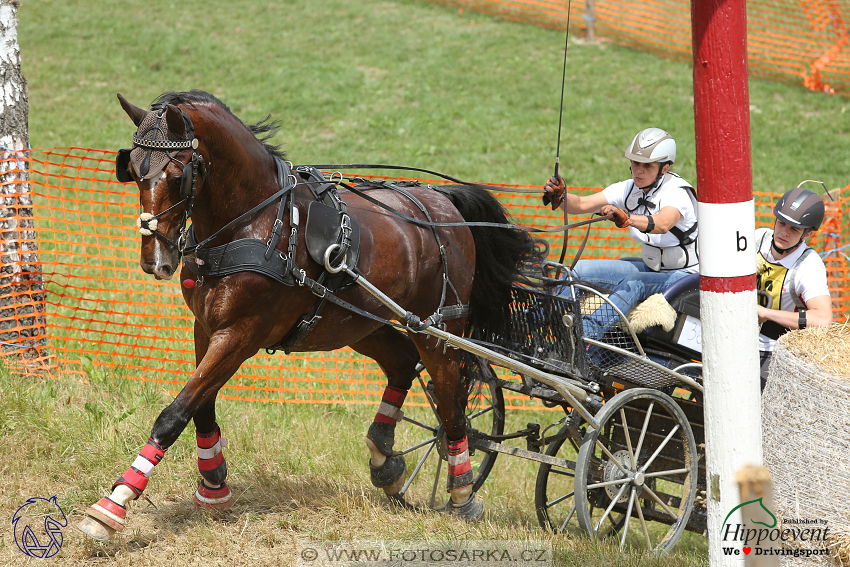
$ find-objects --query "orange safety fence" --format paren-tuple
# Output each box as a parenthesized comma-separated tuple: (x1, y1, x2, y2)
(0, 148, 847, 410)
(419, 0, 850, 97)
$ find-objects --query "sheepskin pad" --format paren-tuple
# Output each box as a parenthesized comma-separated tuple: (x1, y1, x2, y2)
(627, 293, 677, 334)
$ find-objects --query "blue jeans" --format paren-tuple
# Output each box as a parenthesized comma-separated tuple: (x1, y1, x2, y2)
(568, 258, 692, 340)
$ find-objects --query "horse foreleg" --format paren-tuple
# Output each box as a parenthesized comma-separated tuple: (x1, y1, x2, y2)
(352, 327, 420, 497)
(78, 326, 259, 541)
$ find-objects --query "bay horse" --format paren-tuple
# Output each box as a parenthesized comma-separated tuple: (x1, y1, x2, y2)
(78, 90, 540, 541)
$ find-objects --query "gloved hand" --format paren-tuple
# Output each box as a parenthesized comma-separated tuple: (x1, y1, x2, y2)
(601, 205, 633, 228)
(542, 175, 565, 210)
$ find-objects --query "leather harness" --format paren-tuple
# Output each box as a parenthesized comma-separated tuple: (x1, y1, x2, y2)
(119, 111, 613, 354)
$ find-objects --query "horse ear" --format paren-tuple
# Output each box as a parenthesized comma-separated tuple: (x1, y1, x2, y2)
(165, 104, 187, 138)
(117, 93, 147, 127)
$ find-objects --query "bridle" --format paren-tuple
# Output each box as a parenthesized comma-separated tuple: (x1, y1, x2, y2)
(116, 104, 205, 254)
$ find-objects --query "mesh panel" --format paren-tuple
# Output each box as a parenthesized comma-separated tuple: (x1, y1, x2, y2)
(579, 292, 694, 389)
(488, 285, 585, 376)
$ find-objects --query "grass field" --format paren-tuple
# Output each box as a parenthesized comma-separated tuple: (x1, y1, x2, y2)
(20, 0, 850, 192)
(0, 366, 709, 566)
(6, 0, 848, 565)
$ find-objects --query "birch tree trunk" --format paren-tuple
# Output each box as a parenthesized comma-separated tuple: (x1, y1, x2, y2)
(0, 0, 46, 361)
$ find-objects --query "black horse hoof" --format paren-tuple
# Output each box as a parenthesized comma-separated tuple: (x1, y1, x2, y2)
(449, 492, 485, 522)
(369, 454, 406, 488)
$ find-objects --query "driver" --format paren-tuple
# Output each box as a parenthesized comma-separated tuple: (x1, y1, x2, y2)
(543, 128, 699, 340)
(756, 186, 833, 389)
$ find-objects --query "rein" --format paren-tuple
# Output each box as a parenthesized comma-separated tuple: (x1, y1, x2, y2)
(182, 163, 296, 256)
(339, 179, 612, 235)
(305, 163, 543, 194)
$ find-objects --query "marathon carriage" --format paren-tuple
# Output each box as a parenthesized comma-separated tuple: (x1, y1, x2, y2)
(364, 259, 706, 553)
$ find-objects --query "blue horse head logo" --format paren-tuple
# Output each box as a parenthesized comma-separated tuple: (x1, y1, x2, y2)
(12, 496, 68, 558)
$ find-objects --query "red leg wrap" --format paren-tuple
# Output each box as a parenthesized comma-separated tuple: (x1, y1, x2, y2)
(447, 436, 473, 491)
(372, 386, 407, 425)
(112, 438, 166, 497)
(197, 426, 228, 485)
(85, 497, 127, 532)
(194, 481, 234, 509)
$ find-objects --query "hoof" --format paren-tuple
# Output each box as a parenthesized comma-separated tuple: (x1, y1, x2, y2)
(449, 492, 485, 522)
(78, 497, 127, 542)
(369, 454, 406, 489)
(387, 492, 418, 513)
(193, 481, 234, 509)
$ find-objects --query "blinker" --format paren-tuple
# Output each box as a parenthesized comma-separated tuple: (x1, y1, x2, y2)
(116, 149, 133, 183)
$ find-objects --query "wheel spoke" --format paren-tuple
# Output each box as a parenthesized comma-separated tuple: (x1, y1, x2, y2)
(417, 374, 440, 421)
(640, 424, 680, 471)
(549, 467, 575, 478)
(620, 487, 637, 549)
(587, 477, 632, 491)
(467, 404, 495, 421)
(547, 489, 575, 508)
(399, 439, 436, 497)
(595, 439, 632, 477)
(643, 467, 690, 479)
(429, 454, 443, 509)
(619, 408, 637, 469)
(633, 401, 654, 459)
(558, 504, 577, 533)
(634, 490, 653, 551)
(401, 415, 438, 433)
(396, 436, 437, 456)
(594, 481, 630, 534)
(641, 485, 679, 520)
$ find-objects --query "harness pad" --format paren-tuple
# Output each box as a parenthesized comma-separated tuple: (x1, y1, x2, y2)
(184, 233, 295, 286)
(304, 201, 361, 269)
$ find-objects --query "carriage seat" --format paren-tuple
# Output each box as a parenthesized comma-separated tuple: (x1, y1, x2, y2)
(639, 272, 701, 360)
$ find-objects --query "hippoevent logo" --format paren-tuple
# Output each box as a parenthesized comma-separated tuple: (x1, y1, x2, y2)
(720, 497, 831, 559)
(11, 496, 68, 558)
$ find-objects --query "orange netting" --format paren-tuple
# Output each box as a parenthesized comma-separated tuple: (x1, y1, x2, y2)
(0, 148, 847, 409)
(420, 0, 850, 96)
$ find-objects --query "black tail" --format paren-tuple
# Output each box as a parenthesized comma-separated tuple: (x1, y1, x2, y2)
(439, 184, 545, 340)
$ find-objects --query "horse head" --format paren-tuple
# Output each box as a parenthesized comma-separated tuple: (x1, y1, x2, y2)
(116, 93, 204, 280)
(117, 91, 283, 281)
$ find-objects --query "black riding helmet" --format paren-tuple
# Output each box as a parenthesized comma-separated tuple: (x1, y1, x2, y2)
(771, 186, 825, 254)
(773, 186, 825, 230)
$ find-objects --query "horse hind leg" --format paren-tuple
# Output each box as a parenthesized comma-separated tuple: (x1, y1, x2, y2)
(415, 336, 485, 521)
(191, 400, 234, 509)
(352, 327, 420, 500)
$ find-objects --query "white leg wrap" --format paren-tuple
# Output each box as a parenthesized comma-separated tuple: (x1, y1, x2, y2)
(109, 485, 136, 507)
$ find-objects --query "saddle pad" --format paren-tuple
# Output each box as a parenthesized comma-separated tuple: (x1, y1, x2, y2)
(304, 201, 361, 269)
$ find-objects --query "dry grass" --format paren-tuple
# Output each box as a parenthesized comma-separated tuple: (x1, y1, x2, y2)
(0, 365, 708, 566)
(781, 319, 850, 377)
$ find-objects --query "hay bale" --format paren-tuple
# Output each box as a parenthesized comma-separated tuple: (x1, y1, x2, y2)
(762, 323, 850, 566)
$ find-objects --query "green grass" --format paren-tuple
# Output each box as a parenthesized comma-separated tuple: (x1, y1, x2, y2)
(19, 0, 850, 193)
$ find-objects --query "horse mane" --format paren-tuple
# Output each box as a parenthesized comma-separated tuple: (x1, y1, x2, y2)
(153, 90, 285, 159)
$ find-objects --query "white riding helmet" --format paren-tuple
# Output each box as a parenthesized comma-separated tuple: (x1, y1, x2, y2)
(624, 128, 676, 164)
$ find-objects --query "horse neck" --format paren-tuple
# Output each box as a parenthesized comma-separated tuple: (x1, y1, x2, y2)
(190, 127, 280, 245)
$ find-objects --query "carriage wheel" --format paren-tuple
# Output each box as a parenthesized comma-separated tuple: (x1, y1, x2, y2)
(534, 413, 625, 537)
(390, 357, 504, 512)
(574, 388, 698, 552)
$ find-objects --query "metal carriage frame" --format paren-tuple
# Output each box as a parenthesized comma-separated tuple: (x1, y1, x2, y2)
(337, 257, 707, 553)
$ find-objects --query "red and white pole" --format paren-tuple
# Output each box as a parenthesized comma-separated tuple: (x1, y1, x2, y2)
(690, 0, 761, 564)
